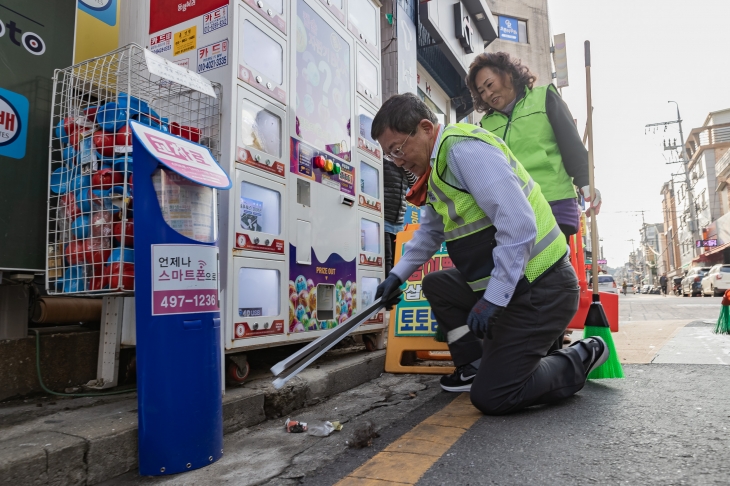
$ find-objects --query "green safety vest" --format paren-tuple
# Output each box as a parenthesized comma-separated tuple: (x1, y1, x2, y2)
(427, 123, 565, 292)
(479, 85, 577, 202)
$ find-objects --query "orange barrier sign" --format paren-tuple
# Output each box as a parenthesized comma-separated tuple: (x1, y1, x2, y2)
(385, 224, 454, 374)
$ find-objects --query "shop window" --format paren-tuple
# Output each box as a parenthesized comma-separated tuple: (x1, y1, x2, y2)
(240, 181, 281, 235)
(238, 268, 280, 317)
(495, 15, 528, 44)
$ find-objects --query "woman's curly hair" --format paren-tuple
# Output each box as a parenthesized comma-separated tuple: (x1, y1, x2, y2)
(466, 52, 537, 113)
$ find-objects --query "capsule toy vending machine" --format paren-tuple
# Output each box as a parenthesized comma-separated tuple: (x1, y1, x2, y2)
(146, 0, 385, 381)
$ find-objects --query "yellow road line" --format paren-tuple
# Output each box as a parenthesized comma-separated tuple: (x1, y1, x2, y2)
(335, 393, 481, 486)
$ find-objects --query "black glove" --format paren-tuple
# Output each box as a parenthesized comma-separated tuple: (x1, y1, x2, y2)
(375, 273, 403, 310)
(466, 298, 504, 339)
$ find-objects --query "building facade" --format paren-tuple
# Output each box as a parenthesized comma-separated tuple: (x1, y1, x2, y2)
(660, 181, 682, 277)
(380, 0, 554, 126)
(684, 109, 730, 267)
(640, 223, 663, 285)
(484, 0, 553, 86)
(381, 0, 498, 127)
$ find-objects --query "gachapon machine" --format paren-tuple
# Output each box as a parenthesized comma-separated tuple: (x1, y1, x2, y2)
(144, 0, 384, 383)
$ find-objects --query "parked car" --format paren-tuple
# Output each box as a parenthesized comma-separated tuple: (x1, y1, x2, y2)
(625, 283, 637, 294)
(597, 275, 618, 294)
(649, 285, 661, 294)
(701, 264, 730, 296)
(682, 267, 711, 297)
(641, 284, 650, 294)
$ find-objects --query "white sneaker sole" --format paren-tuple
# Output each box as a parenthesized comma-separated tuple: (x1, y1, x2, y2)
(440, 382, 472, 393)
(586, 336, 609, 375)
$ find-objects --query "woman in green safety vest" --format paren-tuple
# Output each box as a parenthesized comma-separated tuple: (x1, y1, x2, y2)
(466, 52, 601, 238)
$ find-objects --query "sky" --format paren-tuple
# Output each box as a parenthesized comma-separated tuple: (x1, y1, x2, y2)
(546, 0, 730, 267)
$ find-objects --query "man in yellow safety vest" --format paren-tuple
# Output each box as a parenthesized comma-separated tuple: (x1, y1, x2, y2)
(372, 93, 609, 415)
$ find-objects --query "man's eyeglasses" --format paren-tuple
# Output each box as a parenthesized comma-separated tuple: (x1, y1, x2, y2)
(383, 130, 413, 162)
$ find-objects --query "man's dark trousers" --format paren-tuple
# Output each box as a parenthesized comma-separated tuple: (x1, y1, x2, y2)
(422, 257, 586, 415)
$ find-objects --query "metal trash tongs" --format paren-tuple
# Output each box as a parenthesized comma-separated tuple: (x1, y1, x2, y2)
(271, 289, 402, 389)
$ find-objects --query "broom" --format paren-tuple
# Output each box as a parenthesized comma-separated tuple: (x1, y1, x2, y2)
(582, 41, 624, 379)
(715, 290, 730, 335)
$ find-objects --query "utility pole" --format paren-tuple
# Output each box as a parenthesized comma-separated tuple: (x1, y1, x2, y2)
(646, 102, 699, 260)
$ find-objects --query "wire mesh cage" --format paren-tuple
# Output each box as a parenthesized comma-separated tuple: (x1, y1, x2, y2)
(46, 44, 222, 296)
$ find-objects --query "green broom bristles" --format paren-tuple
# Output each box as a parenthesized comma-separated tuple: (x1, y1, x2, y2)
(583, 299, 624, 379)
(715, 306, 730, 335)
(584, 324, 624, 379)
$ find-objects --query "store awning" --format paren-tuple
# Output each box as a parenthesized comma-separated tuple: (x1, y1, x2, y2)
(692, 241, 730, 264)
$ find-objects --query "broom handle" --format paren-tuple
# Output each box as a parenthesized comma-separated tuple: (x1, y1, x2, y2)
(585, 40, 600, 296)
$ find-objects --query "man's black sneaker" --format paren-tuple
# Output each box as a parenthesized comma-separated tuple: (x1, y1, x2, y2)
(569, 336, 609, 376)
(440, 363, 478, 392)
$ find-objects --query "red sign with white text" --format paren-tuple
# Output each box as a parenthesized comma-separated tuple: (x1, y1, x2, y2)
(130, 121, 231, 189)
(149, 0, 229, 34)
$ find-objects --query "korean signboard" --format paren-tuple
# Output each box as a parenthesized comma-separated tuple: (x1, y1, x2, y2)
(152, 244, 219, 315)
(130, 121, 230, 189)
(696, 239, 718, 248)
(394, 243, 454, 337)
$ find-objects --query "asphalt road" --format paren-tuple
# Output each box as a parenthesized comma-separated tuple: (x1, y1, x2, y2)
(105, 292, 730, 485)
(308, 365, 730, 486)
(302, 293, 730, 485)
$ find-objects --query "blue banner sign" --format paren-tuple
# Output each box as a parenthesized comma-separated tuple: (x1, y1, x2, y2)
(498, 16, 519, 42)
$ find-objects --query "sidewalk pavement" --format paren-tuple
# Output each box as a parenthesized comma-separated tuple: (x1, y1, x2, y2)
(567, 319, 728, 365)
(0, 349, 386, 486)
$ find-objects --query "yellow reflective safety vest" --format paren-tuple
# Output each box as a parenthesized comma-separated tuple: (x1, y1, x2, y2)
(479, 85, 577, 202)
(426, 123, 565, 292)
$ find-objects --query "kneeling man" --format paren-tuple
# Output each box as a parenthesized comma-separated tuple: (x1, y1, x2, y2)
(373, 93, 608, 415)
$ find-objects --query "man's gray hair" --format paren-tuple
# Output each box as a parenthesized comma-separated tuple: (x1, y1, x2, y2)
(371, 93, 438, 140)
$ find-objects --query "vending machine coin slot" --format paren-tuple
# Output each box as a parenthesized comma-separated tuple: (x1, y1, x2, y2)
(297, 178, 311, 207)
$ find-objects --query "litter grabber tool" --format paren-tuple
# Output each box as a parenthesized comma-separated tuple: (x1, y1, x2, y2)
(271, 289, 402, 389)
